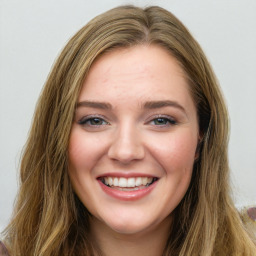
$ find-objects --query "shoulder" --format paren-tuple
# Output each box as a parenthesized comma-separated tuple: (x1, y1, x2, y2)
(0, 241, 9, 256)
(240, 206, 256, 236)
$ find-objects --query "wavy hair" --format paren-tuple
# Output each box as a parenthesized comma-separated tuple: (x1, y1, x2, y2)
(3, 5, 256, 255)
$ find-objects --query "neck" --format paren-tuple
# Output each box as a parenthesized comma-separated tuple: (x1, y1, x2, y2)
(89, 216, 172, 256)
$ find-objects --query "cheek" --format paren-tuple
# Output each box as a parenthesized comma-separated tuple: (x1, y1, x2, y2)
(153, 132, 197, 208)
(147, 130, 198, 172)
(68, 127, 104, 170)
(68, 128, 102, 206)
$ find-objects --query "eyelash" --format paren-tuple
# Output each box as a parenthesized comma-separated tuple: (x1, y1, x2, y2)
(78, 114, 176, 128)
(78, 115, 109, 127)
(148, 115, 177, 127)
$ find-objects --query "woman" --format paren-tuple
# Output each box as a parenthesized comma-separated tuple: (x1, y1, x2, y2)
(1, 5, 255, 255)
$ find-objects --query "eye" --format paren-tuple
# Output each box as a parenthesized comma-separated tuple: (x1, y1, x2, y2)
(149, 116, 177, 126)
(78, 116, 109, 127)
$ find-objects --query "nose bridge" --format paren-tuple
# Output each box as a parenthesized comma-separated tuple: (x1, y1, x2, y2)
(108, 119, 144, 163)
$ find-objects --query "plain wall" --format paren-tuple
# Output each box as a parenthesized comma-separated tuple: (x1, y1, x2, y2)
(1, 0, 256, 231)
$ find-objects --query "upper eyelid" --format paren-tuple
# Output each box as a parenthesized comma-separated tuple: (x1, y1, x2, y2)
(146, 114, 176, 122)
(146, 115, 178, 127)
(78, 114, 109, 125)
(76, 113, 177, 124)
(78, 114, 108, 121)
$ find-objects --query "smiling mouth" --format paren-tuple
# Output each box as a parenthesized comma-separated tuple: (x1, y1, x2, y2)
(98, 176, 158, 191)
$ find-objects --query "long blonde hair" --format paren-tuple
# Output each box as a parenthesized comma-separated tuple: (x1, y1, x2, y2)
(3, 5, 256, 255)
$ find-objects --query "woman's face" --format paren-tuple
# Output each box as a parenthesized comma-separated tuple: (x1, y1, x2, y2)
(68, 45, 199, 235)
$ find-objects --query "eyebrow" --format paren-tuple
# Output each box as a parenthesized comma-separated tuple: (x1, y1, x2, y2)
(76, 100, 186, 113)
(76, 101, 112, 109)
(143, 100, 186, 113)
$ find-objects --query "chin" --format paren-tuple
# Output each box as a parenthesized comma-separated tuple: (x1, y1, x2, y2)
(107, 220, 154, 235)
(95, 209, 168, 236)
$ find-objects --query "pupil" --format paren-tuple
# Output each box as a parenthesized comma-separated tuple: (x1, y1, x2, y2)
(156, 118, 166, 124)
(92, 118, 101, 125)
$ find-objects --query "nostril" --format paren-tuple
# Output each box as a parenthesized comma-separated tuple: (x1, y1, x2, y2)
(107, 137, 145, 163)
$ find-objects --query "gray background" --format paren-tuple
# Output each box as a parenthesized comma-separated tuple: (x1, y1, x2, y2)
(1, 0, 256, 231)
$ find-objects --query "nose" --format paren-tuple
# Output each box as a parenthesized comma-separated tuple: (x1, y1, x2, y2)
(108, 124, 145, 164)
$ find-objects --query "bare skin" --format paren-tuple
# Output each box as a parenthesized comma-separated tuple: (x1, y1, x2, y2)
(69, 45, 199, 255)
(90, 215, 172, 256)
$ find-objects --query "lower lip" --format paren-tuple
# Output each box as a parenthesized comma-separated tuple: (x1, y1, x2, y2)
(98, 180, 158, 201)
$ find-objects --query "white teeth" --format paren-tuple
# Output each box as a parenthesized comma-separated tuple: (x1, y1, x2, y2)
(135, 177, 142, 186)
(108, 177, 113, 186)
(119, 177, 127, 187)
(113, 177, 119, 186)
(142, 177, 148, 185)
(103, 176, 155, 188)
(127, 178, 135, 187)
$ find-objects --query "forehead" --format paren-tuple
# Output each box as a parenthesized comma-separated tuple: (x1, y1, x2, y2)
(79, 45, 193, 106)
